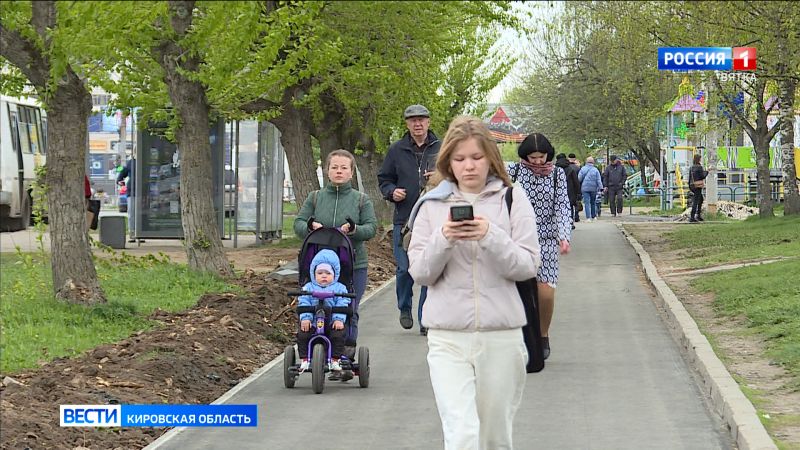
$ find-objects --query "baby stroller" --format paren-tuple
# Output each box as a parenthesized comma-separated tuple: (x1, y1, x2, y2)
(283, 225, 370, 394)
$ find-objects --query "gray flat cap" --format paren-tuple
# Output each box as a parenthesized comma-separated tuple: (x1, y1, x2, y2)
(404, 104, 430, 119)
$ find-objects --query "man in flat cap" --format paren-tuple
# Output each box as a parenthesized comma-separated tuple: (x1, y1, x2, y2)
(378, 104, 441, 335)
(602, 155, 627, 216)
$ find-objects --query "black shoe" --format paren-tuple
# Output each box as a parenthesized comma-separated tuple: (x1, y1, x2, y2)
(696, 215, 704, 222)
(689, 217, 698, 223)
(339, 370, 353, 382)
(420, 326, 428, 336)
(399, 310, 413, 329)
(542, 337, 550, 360)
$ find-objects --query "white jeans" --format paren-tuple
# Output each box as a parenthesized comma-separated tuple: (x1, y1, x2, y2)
(427, 328, 528, 450)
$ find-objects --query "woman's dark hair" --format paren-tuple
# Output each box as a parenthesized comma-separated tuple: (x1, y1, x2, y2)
(693, 153, 702, 165)
(518, 133, 555, 162)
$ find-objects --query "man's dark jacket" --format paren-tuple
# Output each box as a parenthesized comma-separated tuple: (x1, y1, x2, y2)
(377, 131, 441, 225)
(555, 156, 580, 205)
(602, 163, 627, 189)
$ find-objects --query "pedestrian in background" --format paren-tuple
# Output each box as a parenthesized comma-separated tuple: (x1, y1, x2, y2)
(555, 153, 580, 229)
(688, 153, 708, 223)
(578, 156, 603, 222)
(602, 155, 627, 216)
(377, 104, 441, 336)
(508, 135, 572, 360)
(407, 116, 541, 449)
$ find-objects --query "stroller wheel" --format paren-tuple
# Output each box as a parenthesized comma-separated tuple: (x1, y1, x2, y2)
(283, 345, 297, 388)
(358, 346, 370, 388)
(311, 343, 326, 394)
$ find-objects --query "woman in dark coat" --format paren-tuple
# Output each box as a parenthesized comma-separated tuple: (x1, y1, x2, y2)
(688, 153, 708, 223)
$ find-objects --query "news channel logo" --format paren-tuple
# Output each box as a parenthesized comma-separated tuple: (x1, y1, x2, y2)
(60, 404, 258, 427)
(658, 47, 756, 71)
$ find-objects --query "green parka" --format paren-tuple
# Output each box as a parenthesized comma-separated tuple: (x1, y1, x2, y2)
(293, 181, 377, 270)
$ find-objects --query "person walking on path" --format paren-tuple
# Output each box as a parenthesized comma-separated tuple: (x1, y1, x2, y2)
(555, 152, 580, 229)
(294, 149, 377, 362)
(377, 104, 441, 335)
(406, 116, 541, 450)
(688, 153, 709, 223)
(116, 156, 139, 242)
(567, 153, 582, 223)
(602, 155, 627, 216)
(508, 135, 572, 360)
(578, 156, 603, 222)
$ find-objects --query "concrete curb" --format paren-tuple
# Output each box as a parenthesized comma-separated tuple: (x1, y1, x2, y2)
(144, 276, 397, 449)
(619, 224, 776, 450)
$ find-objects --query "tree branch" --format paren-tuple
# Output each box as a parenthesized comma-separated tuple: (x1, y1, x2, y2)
(0, 23, 49, 89)
(31, 1, 56, 45)
(239, 97, 280, 114)
(712, 73, 756, 138)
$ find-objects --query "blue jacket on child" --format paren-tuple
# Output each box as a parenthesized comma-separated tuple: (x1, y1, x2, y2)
(298, 249, 351, 324)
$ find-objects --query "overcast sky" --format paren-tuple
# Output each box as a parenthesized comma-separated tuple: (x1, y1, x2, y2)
(486, 1, 561, 104)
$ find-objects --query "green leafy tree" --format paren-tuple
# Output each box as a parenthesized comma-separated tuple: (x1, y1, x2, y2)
(661, 1, 799, 217)
(1, 1, 106, 303)
(506, 1, 678, 180)
(72, 0, 322, 274)
(240, 1, 517, 221)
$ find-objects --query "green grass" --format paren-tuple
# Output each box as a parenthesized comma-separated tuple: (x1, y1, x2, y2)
(691, 259, 800, 389)
(0, 252, 239, 374)
(627, 195, 663, 207)
(283, 201, 298, 214)
(665, 216, 800, 269)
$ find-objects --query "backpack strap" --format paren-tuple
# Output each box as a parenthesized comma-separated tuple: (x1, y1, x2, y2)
(505, 186, 513, 216)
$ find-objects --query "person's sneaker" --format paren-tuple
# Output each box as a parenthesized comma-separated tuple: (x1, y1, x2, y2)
(399, 310, 413, 329)
(689, 217, 698, 223)
(696, 215, 704, 222)
(298, 359, 310, 372)
(542, 337, 550, 360)
(420, 326, 428, 336)
(328, 359, 342, 381)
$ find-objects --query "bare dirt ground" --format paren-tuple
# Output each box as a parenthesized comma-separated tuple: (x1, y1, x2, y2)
(0, 230, 397, 449)
(625, 223, 800, 449)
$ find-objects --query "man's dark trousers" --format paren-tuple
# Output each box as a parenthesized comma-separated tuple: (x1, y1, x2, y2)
(392, 224, 426, 324)
(609, 188, 624, 215)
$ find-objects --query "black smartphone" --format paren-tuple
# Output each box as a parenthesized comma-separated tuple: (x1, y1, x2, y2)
(450, 205, 474, 222)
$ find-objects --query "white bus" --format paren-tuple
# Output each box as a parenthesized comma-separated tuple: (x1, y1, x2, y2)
(0, 95, 47, 231)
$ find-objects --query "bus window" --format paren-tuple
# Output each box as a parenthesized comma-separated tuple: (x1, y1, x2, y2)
(16, 105, 44, 154)
(9, 110, 20, 153)
(41, 116, 47, 154)
(17, 108, 32, 154)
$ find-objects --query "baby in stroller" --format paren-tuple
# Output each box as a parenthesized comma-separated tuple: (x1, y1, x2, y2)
(296, 249, 351, 380)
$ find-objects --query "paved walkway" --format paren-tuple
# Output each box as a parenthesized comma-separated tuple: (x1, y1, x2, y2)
(147, 216, 733, 450)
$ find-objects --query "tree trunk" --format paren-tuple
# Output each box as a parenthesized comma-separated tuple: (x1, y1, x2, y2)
(171, 89, 231, 276)
(47, 75, 107, 304)
(271, 87, 318, 211)
(778, 78, 799, 215)
(753, 133, 774, 218)
(706, 127, 719, 215)
(0, 0, 106, 303)
(158, 0, 232, 276)
(311, 98, 394, 224)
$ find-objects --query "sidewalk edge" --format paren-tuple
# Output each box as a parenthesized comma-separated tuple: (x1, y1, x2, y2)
(144, 276, 397, 449)
(619, 224, 776, 450)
